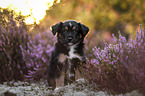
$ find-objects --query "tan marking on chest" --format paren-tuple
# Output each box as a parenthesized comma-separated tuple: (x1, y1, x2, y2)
(58, 53, 67, 63)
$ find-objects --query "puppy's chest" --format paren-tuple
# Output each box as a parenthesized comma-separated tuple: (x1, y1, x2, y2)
(58, 45, 82, 63)
(68, 45, 82, 60)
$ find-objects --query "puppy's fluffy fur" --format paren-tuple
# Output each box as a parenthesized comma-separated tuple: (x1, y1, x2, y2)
(47, 20, 89, 89)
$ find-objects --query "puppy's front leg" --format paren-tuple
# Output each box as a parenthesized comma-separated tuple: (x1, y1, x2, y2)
(47, 77, 56, 89)
(68, 59, 75, 83)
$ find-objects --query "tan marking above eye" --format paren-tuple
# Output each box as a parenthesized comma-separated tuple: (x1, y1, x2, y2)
(72, 26, 76, 30)
(80, 34, 82, 38)
(65, 26, 68, 30)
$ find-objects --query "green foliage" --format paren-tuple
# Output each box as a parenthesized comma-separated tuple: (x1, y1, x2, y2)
(40, 0, 145, 39)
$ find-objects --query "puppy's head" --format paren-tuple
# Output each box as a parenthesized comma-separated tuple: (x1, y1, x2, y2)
(51, 20, 89, 45)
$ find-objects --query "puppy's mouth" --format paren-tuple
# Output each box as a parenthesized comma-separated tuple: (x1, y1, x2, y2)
(66, 36, 75, 45)
(59, 35, 81, 46)
(68, 43, 73, 46)
(67, 39, 81, 46)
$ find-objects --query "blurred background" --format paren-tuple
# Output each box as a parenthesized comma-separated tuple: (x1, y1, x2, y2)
(0, 0, 145, 82)
(1, 0, 145, 94)
(1, 0, 145, 46)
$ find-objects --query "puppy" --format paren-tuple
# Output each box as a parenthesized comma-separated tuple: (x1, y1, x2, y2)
(47, 20, 89, 89)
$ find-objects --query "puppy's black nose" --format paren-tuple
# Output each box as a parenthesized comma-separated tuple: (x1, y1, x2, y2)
(67, 36, 73, 42)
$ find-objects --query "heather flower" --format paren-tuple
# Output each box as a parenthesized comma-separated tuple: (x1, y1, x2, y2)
(22, 31, 55, 81)
(0, 8, 29, 82)
(83, 26, 145, 94)
(0, 8, 56, 82)
(112, 34, 117, 43)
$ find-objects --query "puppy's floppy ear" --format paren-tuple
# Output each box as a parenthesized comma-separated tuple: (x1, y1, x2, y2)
(78, 23, 89, 37)
(51, 22, 63, 35)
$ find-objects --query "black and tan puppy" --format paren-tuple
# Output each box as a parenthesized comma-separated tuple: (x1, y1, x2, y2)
(47, 20, 89, 89)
